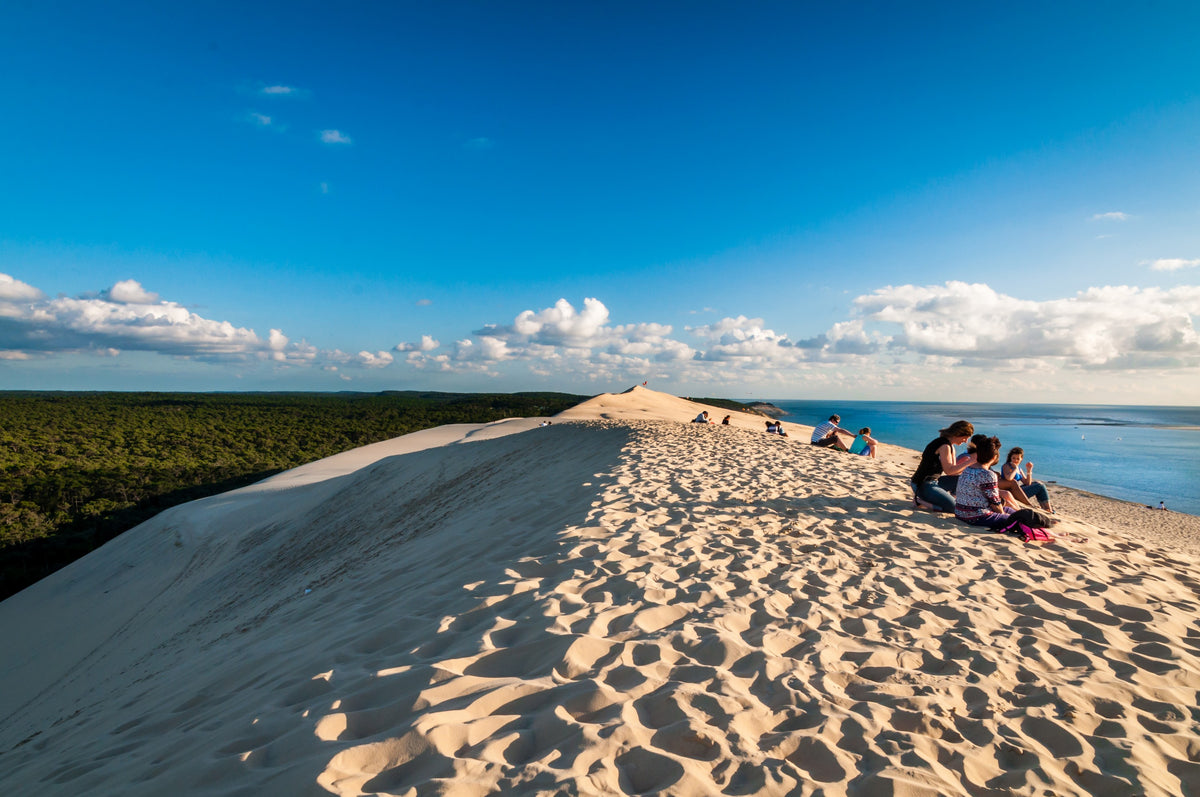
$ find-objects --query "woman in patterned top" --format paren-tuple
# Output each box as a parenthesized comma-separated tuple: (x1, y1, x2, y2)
(955, 435, 1054, 534)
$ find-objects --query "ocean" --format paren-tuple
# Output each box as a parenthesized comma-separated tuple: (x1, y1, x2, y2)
(758, 400, 1200, 517)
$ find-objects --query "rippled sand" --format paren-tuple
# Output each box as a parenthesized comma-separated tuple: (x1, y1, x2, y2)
(2, 387, 1198, 795)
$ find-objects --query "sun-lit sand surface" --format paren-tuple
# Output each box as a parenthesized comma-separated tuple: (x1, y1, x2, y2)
(2, 386, 1199, 795)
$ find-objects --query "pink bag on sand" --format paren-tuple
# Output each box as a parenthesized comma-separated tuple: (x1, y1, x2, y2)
(1018, 524, 1054, 543)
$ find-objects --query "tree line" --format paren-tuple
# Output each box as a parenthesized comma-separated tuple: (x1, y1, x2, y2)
(0, 390, 586, 600)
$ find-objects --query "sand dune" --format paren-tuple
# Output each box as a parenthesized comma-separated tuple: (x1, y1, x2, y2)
(2, 387, 1199, 795)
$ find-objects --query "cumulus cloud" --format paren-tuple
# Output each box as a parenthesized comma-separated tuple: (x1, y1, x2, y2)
(319, 129, 352, 145)
(357, 350, 394, 368)
(104, 279, 160, 304)
(0, 278, 259, 359)
(1091, 211, 1129, 222)
(0, 273, 44, 304)
(855, 281, 1200, 368)
(686, 315, 888, 364)
(0, 273, 330, 367)
(506, 298, 610, 343)
(396, 335, 439, 353)
(688, 316, 794, 363)
(1145, 258, 1200, 271)
(9, 276, 1195, 392)
(405, 298, 697, 377)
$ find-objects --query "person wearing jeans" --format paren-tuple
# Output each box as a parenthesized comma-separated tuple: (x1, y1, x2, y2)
(911, 420, 976, 512)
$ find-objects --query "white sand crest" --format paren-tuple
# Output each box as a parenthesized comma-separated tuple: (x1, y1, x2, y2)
(2, 387, 1199, 796)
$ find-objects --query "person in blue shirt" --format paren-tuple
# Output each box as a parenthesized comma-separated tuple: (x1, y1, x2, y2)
(849, 427, 878, 458)
(1001, 447, 1054, 512)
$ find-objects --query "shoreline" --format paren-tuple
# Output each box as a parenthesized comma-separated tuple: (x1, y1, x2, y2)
(758, 398, 1200, 517)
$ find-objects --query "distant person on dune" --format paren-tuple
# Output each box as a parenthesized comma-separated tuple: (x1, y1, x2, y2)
(1001, 447, 1054, 513)
(765, 421, 788, 437)
(692, 411, 713, 424)
(955, 435, 1055, 536)
(911, 420, 976, 512)
(810, 414, 849, 451)
(849, 427, 878, 458)
(721, 415, 731, 425)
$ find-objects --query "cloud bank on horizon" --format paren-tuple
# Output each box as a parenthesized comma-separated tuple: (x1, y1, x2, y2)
(3, 272, 1198, 400)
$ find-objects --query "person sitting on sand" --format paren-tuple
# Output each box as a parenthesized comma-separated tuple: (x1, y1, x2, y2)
(721, 415, 731, 425)
(810, 414, 849, 451)
(937, 435, 1034, 510)
(1001, 447, 1054, 513)
(955, 435, 1055, 535)
(848, 427, 878, 458)
(765, 421, 789, 437)
(911, 420, 976, 512)
(692, 411, 713, 424)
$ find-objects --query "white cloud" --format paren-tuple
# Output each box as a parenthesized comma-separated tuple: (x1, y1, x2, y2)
(396, 335, 439, 353)
(416, 298, 432, 306)
(320, 129, 352, 145)
(9, 276, 1197, 398)
(104, 279, 160, 304)
(404, 298, 698, 377)
(508, 297, 610, 343)
(0, 273, 322, 366)
(1091, 211, 1129, 222)
(248, 112, 273, 127)
(855, 281, 1200, 367)
(357, 350, 394, 368)
(0, 273, 44, 304)
(261, 85, 303, 96)
(1145, 258, 1200, 271)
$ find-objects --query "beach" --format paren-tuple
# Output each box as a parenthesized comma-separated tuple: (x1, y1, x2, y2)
(2, 386, 1199, 795)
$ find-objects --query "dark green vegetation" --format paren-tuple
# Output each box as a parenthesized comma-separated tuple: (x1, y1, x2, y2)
(0, 391, 587, 600)
(686, 397, 769, 417)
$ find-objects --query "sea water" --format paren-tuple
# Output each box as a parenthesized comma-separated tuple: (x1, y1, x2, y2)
(760, 400, 1200, 517)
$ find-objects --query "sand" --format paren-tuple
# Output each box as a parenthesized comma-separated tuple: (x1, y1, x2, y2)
(1, 386, 1198, 795)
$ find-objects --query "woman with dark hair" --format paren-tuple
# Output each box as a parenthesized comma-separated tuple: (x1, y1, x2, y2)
(956, 436, 1055, 535)
(1002, 447, 1053, 512)
(849, 427, 878, 458)
(911, 420, 976, 512)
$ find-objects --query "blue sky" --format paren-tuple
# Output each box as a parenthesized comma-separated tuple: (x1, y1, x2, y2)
(2, 1, 1199, 403)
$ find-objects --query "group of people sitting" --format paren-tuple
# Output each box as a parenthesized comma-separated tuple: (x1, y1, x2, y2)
(691, 407, 1057, 540)
(809, 414, 878, 458)
(912, 419, 1056, 538)
(692, 410, 877, 457)
(691, 411, 734, 425)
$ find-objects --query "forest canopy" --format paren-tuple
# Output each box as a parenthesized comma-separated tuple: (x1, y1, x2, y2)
(0, 391, 587, 600)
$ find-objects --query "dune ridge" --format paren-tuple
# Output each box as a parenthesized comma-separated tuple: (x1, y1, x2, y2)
(2, 387, 1198, 795)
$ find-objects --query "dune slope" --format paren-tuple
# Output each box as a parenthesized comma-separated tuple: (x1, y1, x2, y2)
(2, 389, 1199, 796)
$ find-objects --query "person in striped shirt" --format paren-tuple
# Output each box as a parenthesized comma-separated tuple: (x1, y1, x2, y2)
(810, 414, 849, 451)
